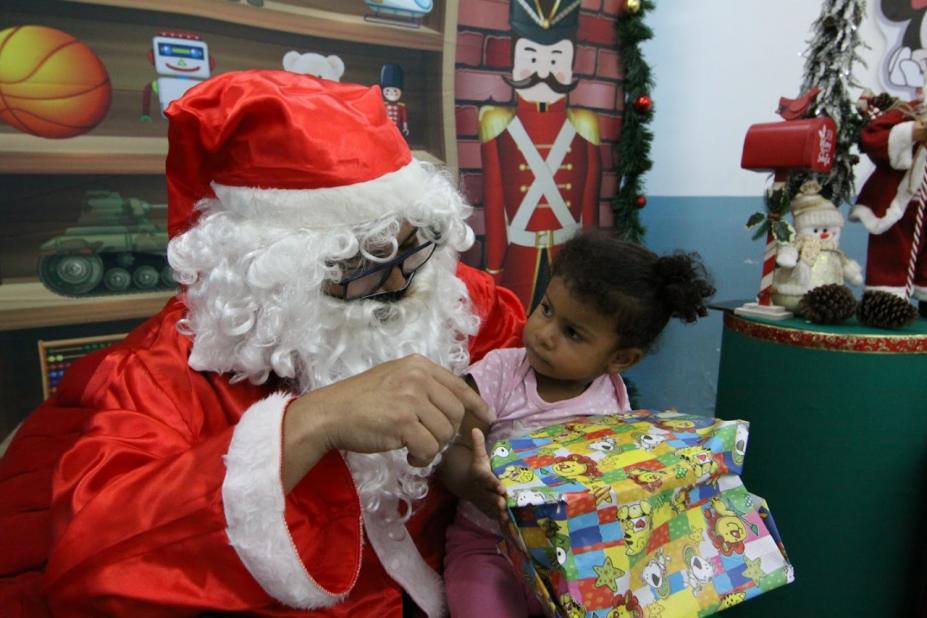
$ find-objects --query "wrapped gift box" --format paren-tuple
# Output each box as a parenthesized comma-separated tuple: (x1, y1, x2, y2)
(491, 410, 793, 617)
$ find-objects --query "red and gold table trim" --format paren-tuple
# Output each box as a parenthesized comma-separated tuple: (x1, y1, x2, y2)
(723, 313, 927, 354)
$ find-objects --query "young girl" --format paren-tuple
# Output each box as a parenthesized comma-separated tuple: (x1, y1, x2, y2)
(439, 230, 715, 617)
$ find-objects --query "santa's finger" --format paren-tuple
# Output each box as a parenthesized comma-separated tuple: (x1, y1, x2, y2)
(415, 401, 457, 448)
(421, 362, 490, 427)
(424, 381, 465, 437)
(401, 423, 441, 467)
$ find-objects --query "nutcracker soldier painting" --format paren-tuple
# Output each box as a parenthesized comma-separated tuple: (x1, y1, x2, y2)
(380, 62, 409, 137)
(479, 0, 601, 310)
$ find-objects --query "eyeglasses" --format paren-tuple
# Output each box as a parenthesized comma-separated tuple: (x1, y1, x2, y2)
(332, 240, 437, 301)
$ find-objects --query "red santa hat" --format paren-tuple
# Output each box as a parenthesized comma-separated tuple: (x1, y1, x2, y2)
(165, 70, 426, 237)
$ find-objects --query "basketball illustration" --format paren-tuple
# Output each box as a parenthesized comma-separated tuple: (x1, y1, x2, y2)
(0, 25, 112, 139)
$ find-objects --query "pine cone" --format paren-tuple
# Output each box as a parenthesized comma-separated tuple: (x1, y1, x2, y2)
(857, 291, 917, 329)
(798, 284, 857, 324)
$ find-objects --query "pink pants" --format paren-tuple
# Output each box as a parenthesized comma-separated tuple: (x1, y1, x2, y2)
(444, 512, 544, 618)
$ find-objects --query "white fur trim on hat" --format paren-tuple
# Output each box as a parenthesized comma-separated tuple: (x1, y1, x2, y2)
(211, 159, 430, 230)
(222, 392, 354, 609)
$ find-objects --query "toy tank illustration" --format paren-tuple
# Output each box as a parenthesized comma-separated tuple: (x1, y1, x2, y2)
(38, 191, 175, 297)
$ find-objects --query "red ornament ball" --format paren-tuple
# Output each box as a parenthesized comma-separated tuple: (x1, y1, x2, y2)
(633, 95, 652, 113)
(635, 195, 647, 208)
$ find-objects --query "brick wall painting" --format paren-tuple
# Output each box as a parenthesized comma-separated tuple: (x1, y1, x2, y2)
(454, 0, 624, 311)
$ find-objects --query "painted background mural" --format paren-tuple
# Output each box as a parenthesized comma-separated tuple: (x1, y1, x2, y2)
(879, 0, 927, 97)
(455, 0, 624, 311)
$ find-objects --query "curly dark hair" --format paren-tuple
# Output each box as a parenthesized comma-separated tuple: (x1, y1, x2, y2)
(550, 230, 715, 351)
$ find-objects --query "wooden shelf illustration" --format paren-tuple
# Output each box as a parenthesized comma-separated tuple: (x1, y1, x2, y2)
(0, 133, 444, 174)
(0, 281, 173, 332)
(63, 0, 446, 51)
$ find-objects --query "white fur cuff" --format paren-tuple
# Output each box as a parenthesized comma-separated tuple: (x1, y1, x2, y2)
(222, 392, 347, 608)
(888, 120, 915, 170)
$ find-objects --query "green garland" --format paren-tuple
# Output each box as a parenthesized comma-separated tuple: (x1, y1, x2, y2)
(612, 0, 655, 243)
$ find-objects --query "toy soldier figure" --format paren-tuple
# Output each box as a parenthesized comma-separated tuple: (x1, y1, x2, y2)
(380, 63, 409, 137)
(479, 0, 601, 310)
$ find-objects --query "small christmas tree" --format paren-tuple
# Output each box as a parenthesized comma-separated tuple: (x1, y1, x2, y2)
(789, 0, 868, 206)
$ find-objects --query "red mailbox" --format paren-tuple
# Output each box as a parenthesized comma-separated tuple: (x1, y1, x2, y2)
(741, 117, 837, 177)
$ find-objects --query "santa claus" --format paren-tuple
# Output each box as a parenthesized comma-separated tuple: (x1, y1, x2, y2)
(853, 92, 927, 319)
(0, 71, 524, 616)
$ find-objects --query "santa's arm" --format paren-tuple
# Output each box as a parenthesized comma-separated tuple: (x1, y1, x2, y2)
(42, 353, 359, 615)
(457, 262, 525, 362)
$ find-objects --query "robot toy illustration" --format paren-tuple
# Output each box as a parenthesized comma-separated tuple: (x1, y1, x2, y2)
(142, 31, 214, 121)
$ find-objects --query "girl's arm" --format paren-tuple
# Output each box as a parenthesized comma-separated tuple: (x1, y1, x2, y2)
(438, 377, 508, 520)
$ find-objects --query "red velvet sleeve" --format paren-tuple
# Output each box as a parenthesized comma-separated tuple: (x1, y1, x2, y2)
(0, 306, 362, 617)
(859, 108, 904, 166)
(457, 262, 525, 363)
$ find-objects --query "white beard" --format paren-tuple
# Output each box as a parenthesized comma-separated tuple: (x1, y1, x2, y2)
(180, 238, 478, 527)
(169, 159, 481, 541)
(300, 249, 476, 527)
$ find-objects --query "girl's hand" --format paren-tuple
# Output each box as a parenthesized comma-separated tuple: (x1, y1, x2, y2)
(468, 427, 509, 522)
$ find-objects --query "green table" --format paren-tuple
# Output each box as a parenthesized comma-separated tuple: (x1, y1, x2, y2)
(715, 312, 927, 617)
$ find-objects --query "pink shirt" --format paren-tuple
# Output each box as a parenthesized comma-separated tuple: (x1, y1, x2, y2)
(458, 347, 630, 532)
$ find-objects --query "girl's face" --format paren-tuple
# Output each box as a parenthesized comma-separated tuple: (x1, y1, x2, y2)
(524, 276, 639, 391)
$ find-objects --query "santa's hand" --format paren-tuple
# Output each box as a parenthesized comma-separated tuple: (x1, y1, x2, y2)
(286, 354, 490, 472)
(468, 428, 509, 522)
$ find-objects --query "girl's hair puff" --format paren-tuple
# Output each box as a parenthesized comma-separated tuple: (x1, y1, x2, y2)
(551, 230, 715, 352)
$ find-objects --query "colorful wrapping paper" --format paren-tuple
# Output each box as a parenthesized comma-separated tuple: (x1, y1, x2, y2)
(491, 410, 794, 618)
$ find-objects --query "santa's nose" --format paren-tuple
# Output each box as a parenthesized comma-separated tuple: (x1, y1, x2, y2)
(820, 231, 830, 239)
(381, 264, 407, 292)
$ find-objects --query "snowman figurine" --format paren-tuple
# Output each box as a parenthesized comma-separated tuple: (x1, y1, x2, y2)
(772, 181, 863, 312)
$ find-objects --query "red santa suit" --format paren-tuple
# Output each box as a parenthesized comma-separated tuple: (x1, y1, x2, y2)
(479, 96, 601, 310)
(0, 266, 522, 618)
(852, 104, 927, 300)
(0, 71, 526, 617)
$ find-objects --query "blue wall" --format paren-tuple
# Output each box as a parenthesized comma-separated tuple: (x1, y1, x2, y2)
(623, 195, 870, 416)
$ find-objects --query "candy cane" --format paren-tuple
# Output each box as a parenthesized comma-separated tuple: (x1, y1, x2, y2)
(757, 226, 777, 305)
(906, 176, 927, 299)
(757, 179, 786, 306)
